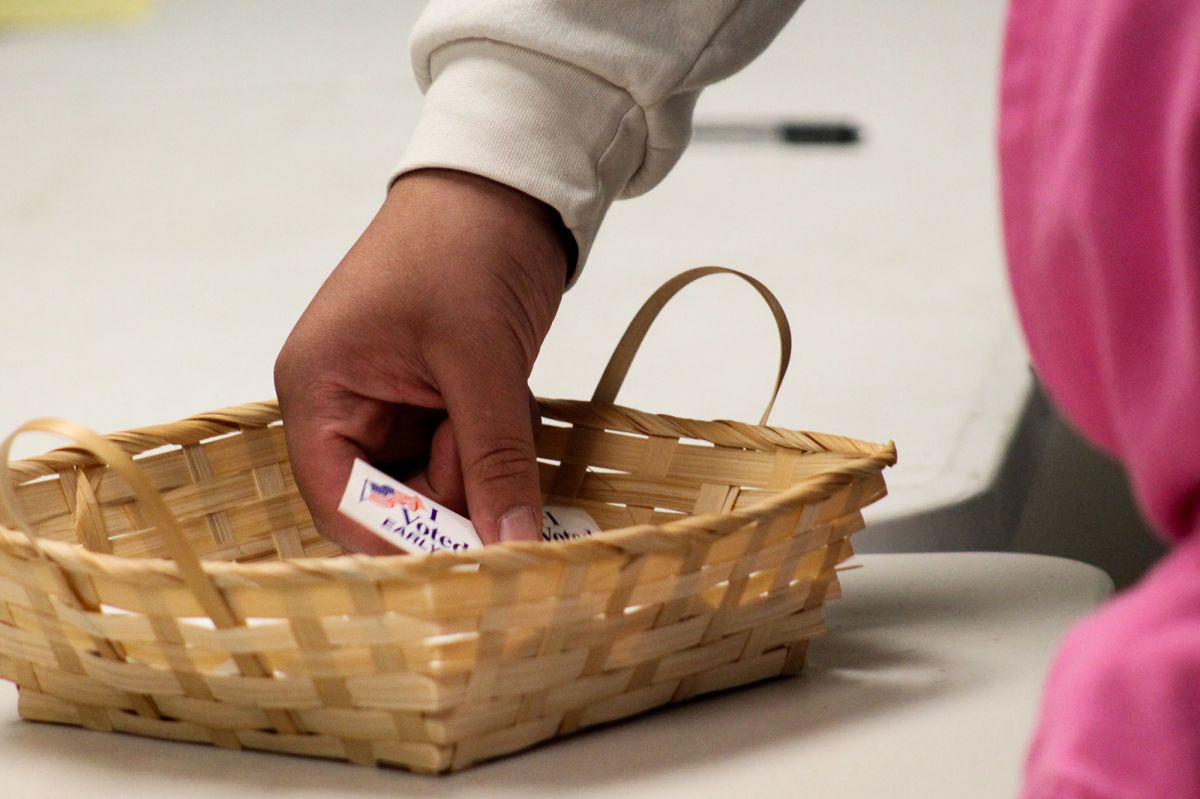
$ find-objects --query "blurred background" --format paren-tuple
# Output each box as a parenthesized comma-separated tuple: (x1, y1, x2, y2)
(0, 0, 1163, 586)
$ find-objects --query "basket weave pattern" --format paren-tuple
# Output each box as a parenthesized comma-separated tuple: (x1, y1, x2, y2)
(0, 270, 896, 772)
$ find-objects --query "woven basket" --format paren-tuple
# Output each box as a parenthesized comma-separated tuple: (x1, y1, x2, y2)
(0, 267, 895, 772)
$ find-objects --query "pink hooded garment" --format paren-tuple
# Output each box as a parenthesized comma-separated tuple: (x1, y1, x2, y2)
(1000, 1, 1200, 797)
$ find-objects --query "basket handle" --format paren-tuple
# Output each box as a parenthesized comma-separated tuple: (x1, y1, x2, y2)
(0, 418, 246, 630)
(592, 266, 793, 425)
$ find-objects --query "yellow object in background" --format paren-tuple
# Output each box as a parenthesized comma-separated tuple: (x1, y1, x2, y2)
(0, 0, 152, 26)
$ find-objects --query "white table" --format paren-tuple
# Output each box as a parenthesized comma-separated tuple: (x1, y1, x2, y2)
(0, 553, 1113, 799)
(0, 0, 1029, 552)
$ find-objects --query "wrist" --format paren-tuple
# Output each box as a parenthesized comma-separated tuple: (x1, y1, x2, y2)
(395, 39, 637, 282)
(388, 168, 574, 286)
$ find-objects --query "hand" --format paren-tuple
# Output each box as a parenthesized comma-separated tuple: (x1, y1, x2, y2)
(274, 169, 570, 553)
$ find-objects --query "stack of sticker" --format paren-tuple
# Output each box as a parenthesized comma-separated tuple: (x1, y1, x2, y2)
(337, 459, 599, 554)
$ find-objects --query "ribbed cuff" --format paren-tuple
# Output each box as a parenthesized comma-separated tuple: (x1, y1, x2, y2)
(393, 39, 648, 286)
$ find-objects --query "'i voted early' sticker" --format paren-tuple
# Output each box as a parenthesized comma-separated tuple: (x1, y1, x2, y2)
(337, 459, 601, 555)
(337, 459, 482, 555)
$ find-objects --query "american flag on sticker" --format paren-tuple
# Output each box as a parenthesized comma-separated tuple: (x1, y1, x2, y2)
(359, 480, 424, 512)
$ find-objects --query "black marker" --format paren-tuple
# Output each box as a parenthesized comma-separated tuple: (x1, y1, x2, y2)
(692, 121, 861, 146)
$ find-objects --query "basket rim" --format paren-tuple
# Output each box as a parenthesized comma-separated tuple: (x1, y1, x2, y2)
(0, 399, 897, 583)
(7, 399, 893, 483)
(536, 398, 889, 458)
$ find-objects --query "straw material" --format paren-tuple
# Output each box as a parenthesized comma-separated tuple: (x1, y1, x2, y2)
(0, 268, 896, 772)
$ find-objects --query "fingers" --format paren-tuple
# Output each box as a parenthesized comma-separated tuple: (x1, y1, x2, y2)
(280, 413, 404, 555)
(409, 390, 542, 521)
(435, 353, 544, 544)
(403, 416, 466, 514)
(281, 379, 545, 552)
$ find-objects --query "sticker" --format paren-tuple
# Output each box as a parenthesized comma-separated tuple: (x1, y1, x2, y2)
(337, 459, 482, 555)
(337, 458, 602, 553)
(542, 505, 600, 542)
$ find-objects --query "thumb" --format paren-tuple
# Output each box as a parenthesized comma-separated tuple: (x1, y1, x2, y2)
(436, 354, 543, 544)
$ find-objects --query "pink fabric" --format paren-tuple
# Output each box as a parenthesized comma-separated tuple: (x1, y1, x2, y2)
(1001, 0, 1200, 542)
(1000, 1, 1200, 797)
(1020, 534, 1200, 798)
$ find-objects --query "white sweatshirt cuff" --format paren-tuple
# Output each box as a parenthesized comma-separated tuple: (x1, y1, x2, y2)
(393, 40, 649, 285)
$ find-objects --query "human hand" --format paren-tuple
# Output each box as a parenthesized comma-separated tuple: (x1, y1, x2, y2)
(274, 169, 570, 553)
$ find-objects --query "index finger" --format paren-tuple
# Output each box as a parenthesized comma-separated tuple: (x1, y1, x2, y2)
(282, 414, 404, 556)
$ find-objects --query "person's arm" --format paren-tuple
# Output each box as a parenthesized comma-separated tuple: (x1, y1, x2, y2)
(276, 1, 803, 552)
(398, 0, 804, 278)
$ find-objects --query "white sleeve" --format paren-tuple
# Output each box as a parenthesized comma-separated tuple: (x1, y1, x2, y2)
(393, 0, 804, 282)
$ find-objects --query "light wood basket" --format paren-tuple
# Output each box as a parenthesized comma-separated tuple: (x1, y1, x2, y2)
(0, 268, 895, 772)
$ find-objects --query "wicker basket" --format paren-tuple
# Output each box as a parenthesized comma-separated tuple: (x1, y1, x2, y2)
(0, 267, 896, 772)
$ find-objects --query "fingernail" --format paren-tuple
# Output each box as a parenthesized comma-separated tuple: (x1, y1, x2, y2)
(499, 506, 539, 543)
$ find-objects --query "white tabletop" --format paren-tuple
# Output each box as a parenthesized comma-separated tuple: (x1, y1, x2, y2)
(0, 553, 1113, 799)
(0, 0, 1026, 543)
